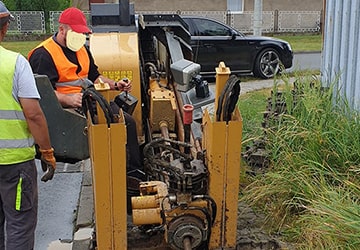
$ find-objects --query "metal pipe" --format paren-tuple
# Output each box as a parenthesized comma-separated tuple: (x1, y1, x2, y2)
(170, 85, 185, 143)
(160, 121, 174, 162)
(160, 121, 170, 141)
(183, 104, 194, 155)
(183, 236, 193, 250)
(194, 138, 203, 160)
(175, 104, 184, 142)
(172, 85, 202, 157)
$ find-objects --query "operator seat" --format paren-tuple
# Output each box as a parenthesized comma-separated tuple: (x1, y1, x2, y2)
(34, 74, 89, 163)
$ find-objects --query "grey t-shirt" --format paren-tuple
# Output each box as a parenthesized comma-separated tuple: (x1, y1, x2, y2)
(12, 54, 40, 102)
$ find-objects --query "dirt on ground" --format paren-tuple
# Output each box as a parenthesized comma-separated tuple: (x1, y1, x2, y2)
(125, 201, 289, 250)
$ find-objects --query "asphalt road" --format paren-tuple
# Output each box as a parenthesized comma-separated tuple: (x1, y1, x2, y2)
(35, 51, 322, 250)
(287, 51, 321, 72)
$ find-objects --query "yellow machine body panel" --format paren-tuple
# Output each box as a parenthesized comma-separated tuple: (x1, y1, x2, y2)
(203, 67, 243, 249)
(89, 32, 143, 135)
(203, 110, 243, 248)
(87, 107, 128, 249)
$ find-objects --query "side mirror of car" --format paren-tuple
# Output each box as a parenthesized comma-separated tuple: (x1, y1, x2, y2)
(230, 30, 237, 40)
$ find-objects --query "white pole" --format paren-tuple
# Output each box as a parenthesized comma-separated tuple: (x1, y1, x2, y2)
(253, 0, 263, 36)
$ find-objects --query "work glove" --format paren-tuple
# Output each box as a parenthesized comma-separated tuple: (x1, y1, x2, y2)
(39, 148, 56, 182)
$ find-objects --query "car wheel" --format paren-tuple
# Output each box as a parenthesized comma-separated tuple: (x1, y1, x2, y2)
(254, 48, 281, 79)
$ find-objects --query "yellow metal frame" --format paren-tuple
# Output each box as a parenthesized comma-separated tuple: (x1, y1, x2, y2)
(88, 32, 142, 249)
(203, 62, 243, 249)
(87, 104, 128, 249)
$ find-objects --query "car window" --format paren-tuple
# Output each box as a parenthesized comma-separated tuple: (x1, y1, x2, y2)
(182, 18, 195, 36)
(192, 18, 231, 36)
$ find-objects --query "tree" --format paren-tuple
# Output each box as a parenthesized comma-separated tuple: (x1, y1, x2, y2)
(2, 0, 16, 10)
(2, 0, 71, 11)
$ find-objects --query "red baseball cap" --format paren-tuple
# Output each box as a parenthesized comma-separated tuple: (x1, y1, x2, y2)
(59, 7, 91, 33)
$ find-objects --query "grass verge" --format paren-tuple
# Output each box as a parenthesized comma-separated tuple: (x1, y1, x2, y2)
(274, 34, 322, 52)
(1, 40, 41, 57)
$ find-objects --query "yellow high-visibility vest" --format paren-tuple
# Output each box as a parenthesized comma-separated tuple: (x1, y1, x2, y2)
(0, 46, 35, 164)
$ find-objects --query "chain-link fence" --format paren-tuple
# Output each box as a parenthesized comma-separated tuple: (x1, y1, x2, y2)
(8, 11, 45, 33)
(7, 10, 321, 35)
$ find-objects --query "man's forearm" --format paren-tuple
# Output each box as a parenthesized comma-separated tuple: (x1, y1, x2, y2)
(27, 113, 52, 150)
(55, 91, 83, 108)
(19, 98, 52, 150)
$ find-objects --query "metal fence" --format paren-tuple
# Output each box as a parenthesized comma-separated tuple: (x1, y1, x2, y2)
(8, 11, 45, 33)
(7, 10, 321, 34)
(322, 0, 360, 111)
(138, 10, 321, 34)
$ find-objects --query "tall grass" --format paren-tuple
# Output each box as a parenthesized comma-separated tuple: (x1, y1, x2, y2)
(238, 89, 270, 141)
(241, 75, 360, 249)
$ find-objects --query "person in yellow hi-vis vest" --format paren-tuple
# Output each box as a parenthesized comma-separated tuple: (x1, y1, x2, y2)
(0, 1, 56, 249)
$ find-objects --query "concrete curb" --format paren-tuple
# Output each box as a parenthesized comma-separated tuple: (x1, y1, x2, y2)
(72, 159, 94, 250)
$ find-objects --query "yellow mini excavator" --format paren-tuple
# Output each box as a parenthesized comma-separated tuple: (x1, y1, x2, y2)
(35, 1, 242, 249)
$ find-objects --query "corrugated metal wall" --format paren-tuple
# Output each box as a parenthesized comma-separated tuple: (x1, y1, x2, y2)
(322, 0, 360, 110)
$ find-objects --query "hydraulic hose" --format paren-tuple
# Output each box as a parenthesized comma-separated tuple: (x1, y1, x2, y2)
(216, 75, 241, 123)
(82, 86, 115, 127)
(192, 194, 217, 226)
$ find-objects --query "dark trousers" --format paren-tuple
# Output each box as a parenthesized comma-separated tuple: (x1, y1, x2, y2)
(0, 160, 38, 250)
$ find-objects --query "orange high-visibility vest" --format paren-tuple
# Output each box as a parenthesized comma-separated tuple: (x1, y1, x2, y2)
(28, 37, 90, 94)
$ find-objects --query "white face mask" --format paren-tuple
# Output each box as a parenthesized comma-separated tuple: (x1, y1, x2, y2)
(66, 30, 86, 52)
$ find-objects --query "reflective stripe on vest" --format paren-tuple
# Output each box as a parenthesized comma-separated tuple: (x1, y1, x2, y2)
(0, 110, 25, 120)
(28, 37, 90, 94)
(1, 138, 35, 148)
(55, 78, 92, 94)
(0, 46, 35, 164)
